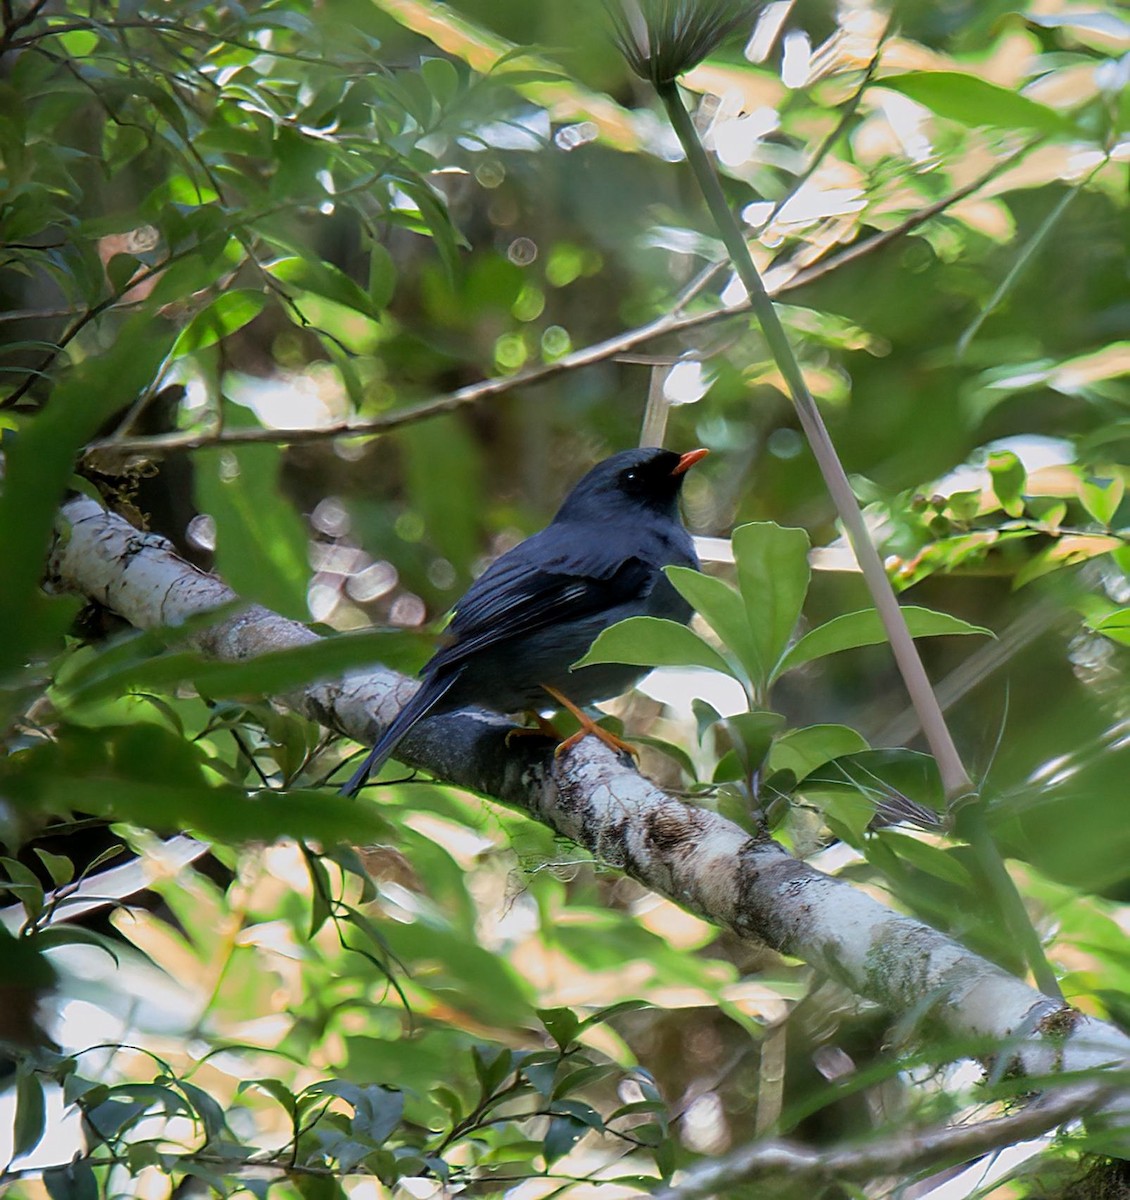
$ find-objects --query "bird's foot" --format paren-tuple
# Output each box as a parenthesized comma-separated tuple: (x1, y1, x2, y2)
(541, 684, 640, 761)
(505, 712, 561, 747)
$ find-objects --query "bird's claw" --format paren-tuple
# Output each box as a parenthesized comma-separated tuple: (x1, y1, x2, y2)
(554, 723, 640, 761)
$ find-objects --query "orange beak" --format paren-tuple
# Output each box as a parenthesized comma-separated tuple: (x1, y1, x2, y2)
(671, 448, 710, 476)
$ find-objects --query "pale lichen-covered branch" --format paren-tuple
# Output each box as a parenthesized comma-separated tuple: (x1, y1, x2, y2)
(49, 495, 1130, 1098)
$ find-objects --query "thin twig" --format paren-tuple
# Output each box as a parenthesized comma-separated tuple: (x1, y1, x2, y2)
(80, 151, 1029, 460)
(655, 1080, 1114, 1200)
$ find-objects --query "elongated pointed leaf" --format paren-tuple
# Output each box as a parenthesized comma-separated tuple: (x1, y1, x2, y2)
(575, 616, 734, 677)
(666, 566, 756, 685)
(880, 72, 1071, 135)
(732, 522, 810, 690)
(775, 605, 990, 680)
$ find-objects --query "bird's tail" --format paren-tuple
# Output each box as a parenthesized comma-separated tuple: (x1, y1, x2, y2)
(340, 674, 458, 797)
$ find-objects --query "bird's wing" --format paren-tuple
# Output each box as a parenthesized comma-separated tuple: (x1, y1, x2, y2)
(427, 526, 654, 673)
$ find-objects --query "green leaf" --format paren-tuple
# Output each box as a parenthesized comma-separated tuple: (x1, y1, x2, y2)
(196, 405, 310, 621)
(33, 847, 75, 887)
(268, 257, 384, 321)
(718, 710, 786, 776)
(14, 1071, 46, 1157)
(421, 57, 461, 106)
(31, 926, 120, 964)
(874, 830, 975, 887)
(538, 1006, 581, 1050)
(367, 242, 397, 311)
(732, 523, 810, 691)
(775, 605, 990, 679)
(552, 1099, 604, 1130)
(543, 1114, 587, 1164)
(57, 629, 426, 710)
(177, 1079, 229, 1144)
(574, 616, 734, 676)
(879, 72, 1072, 134)
(1081, 474, 1125, 528)
(171, 289, 266, 356)
(767, 725, 870, 781)
(804, 748, 945, 830)
(471, 1046, 514, 1094)
(988, 451, 1026, 517)
(10, 726, 392, 844)
(1090, 608, 1130, 647)
(44, 1160, 98, 1200)
(551, 1063, 617, 1100)
(665, 565, 755, 684)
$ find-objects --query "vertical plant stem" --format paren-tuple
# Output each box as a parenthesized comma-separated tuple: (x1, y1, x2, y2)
(658, 81, 972, 802)
(639, 362, 672, 447)
(959, 804, 1064, 1000)
(656, 80, 1064, 1002)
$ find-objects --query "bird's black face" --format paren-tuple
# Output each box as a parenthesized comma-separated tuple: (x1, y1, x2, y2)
(554, 447, 707, 524)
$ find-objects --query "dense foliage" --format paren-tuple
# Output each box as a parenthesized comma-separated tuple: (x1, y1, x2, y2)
(1, 0, 1128, 1196)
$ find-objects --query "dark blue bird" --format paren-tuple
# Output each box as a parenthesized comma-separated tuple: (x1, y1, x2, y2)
(341, 446, 707, 795)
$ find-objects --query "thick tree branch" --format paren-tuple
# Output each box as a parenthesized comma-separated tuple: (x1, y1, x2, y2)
(48, 496, 1130, 1112)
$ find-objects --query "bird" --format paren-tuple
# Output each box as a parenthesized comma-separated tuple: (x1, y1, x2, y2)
(340, 446, 708, 796)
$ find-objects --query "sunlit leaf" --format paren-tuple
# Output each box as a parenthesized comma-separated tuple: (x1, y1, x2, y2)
(988, 450, 1026, 517)
(775, 606, 990, 679)
(879, 72, 1072, 134)
(732, 522, 811, 691)
(666, 565, 756, 684)
(1080, 474, 1125, 527)
(171, 290, 266, 356)
(575, 616, 734, 676)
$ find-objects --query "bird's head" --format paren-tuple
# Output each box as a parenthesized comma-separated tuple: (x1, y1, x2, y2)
(553, 447, 709, 525)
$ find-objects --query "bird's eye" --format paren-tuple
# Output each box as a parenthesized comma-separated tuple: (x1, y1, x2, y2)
(622, 469, 640, 486)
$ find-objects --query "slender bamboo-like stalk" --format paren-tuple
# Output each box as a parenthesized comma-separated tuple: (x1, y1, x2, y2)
(658, 81, 972, 801)
(655, 79, 1064, 1003)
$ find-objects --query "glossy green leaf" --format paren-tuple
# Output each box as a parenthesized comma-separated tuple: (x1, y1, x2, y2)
(767, 725, 870, 781)
(14, 1071, 47, 1157)
(796, 784, 875, 841)
(775, 605, 990, 680)
(874, 830, 975, 887)
(988, 450, 1026, 517)
(732, 522, 810, 690)
(171, 289, 266, 356)
(543, 1114, 587, 1163)
(1081, 474, 1125, 527)
(9, 724, 392, 843)
(574, 616, 734, 676)
(269, 256, 384, 321)
(421, 56, 461, 106)
(538, 1007, 581, 1050)
(718, 710, 785, 776)
(666, 565, 756, 684)
(1091, 608, 1130, 646)
(879, 72, 1072, 134)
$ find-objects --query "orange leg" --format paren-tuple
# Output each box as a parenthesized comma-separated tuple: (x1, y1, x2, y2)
(540, 684, 639, 760)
